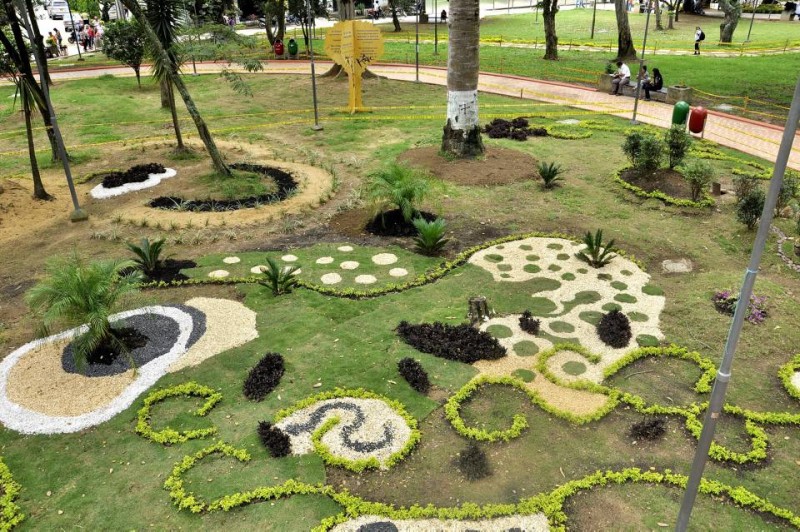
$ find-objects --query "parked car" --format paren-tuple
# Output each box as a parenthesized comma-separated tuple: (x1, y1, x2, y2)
(47, 0, 69, 20)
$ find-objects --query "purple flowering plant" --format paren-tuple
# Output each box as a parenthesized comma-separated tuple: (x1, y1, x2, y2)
(712, 290, 768, 324)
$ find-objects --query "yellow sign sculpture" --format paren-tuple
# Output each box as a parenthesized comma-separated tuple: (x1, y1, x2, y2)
(324, 21, 384, 114)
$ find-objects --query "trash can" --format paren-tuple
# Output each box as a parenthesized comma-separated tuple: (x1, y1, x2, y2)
(273, 39, 284, 58)
(287, 38, 298, 59)
(672, 101, 690, 126)
(688, 106, 708, 134)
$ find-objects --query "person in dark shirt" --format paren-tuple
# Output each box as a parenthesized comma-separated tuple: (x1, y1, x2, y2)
(642, 67, 663, 101)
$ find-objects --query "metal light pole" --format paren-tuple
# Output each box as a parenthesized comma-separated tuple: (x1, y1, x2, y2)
(415, 1, 420, 82)
(306, 0, 323, 130)
(745, 0, 757, 42)
(14, 0, 87, 221)
(590, 0, 598, 38)
(630, 0, 652, 125)
(434, 0, 438, 55)
(675, 74, 800, 531)
(65, 1, 82, 61)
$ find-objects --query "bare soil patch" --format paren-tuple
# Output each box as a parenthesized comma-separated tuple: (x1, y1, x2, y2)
(620, 168, 693, 200)
(397, 146, 538, 186)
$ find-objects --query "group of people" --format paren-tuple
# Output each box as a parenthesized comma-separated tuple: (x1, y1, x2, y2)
(45, 28, 65, 58)
(68, 18, 104, 54)
(610, 61, 664, 101)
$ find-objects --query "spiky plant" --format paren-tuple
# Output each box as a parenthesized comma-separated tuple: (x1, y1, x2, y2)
(412, 217, 449, 255)
(26, 254, 142, 372)
(366, 163, 436, 223)
(126, 237, 168, 277)
(258, 256, 300, 295)
(537, 161, 564, 189)
(575, 229, 617, 268)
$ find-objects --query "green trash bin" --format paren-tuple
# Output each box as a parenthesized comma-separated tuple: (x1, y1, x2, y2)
(672, 101, 690, 126)
(288, 38, 299, 58)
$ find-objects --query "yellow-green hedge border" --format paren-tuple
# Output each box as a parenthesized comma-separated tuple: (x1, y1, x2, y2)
(135, 382, 222, 445)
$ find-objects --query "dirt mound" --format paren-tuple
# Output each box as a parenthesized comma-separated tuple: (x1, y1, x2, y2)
(397, 146, 538, 186)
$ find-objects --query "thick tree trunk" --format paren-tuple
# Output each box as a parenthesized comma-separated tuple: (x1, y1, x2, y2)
(22, 87, 52, 200)
(718, 0, 741, 43)
(542, 0, 559, 60)
(120, 0, 230, 176)
(655, 2, 664, 30)
(388, 0, 402, 30)
(167, 81, 185, 151)
(135, 68, 141, 88)
(614, 0, 637, 60)
(160, 78, 170, 108)
(441, 0, 483, 158)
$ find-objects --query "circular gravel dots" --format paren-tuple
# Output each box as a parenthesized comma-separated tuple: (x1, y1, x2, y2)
(293, 269, 303, 275)
(355, 275, 377, 284)
(340, 261, 360, 270)
(208, 270, 230, 278)
(250, 265, 266, 274)
(371, 253, 398, 265)
(389, 268, 408, 277)
(281, 254, 298, 262)
(316, 256, 334, 265)
(222, 256, 240, 264)
(337, 245, 354, 252)
(321, 273, 342, 285)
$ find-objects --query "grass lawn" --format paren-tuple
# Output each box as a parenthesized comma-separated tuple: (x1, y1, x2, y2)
(0, 73, 799, 530)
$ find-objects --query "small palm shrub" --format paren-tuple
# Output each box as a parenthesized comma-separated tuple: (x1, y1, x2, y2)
(538, 161, 564, 189)
(576, 229, 617, 268)
(597, 309, 632, 348)
(127, 237, 167, 276)
(518, 310, 540, 335)
(398, 357, 431, 394)
(366, 163, 435, 223)
(259, 257, 300, 295)
(26, 254, 141, 372)
(665, 125, 692, 169)
(257, 421, 291, 457)
(243, 353, 285, 401)
(412, 217, 449, 255)
(680, 160, 714, 201)
(736, 189, 765, 230)
(456, 443, 491, 480)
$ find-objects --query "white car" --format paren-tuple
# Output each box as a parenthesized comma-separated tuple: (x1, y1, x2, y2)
(47, 0, 69, 20)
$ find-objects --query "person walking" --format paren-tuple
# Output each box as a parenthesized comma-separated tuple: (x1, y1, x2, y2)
(694, 26, 704, 55)
(610, 60, 631, 96)
(54, 28, 64, 55)
(642, 67, 663, 101)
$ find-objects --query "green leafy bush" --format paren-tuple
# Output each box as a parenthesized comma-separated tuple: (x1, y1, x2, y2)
(412, 217, 449, 255)
(127, 237, 167, 276)
(538, 161, 564, 189)
(576, 229, 617, 268)
(366, 163, 435, 222)
(26, 255, 141, 372)
(665, 125, 692, 169)
(776, 175, 798, 214)
(681, 159, 714, 201)
(622, 131, 664, 174)
(258, 257, 299, 295)
(737, 189, 765, 230)
(733, 174, 759, 202)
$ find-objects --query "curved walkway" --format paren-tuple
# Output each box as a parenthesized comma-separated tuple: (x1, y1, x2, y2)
(41, 61, 800, 170)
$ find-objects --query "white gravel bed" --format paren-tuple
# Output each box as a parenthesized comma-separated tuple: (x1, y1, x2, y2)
(340, 261, 359, 270)
(331, 513, 550, 531)
(0, 306, 193, 434)
(316, 256, 335, 265)
(355, 275, 377, 284)
(168, 297, 258, 372)
(337, 245, 354, 252)
(89, 168, 177, 199)
(223, 256, 241, 264)
(208, 270, 230, 278)
(251, 265, 266, 274)
(791, 371, 800, 393)
(281, 254, 298, 262)
(275, 398, 412, 469)
(371, 253, 398, 265)
(389, 268, 408, 277)
(321, 273, 342, 285)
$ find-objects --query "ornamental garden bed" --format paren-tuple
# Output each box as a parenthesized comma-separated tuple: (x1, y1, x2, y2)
(618, 167, 695, 201)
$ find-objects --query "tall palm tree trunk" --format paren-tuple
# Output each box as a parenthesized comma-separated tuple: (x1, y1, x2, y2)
(614, 0, 637, 60)
(22, 85, 52, 200)
(441, 0, 483, 158)
(167, 81, 186, 150)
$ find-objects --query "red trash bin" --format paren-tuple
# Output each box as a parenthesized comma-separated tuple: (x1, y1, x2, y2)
(273, 39, 284, 58)
(688, 106, 708, 134)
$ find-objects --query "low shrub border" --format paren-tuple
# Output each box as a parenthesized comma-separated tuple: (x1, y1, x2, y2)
(135, 382, 222, 445)
(162, 441, 800, 530)
(612, 167, 716, 208)
(778, 353, 800, 400)
(0, 458, 24, 530)
(273, 388, 422, 472)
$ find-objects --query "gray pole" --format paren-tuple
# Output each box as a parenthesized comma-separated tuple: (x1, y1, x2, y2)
(675, 74, 800, 532)
(306, 0, 323, 130)
(745, 0, 757, 42)
(434, 0, 438, 55)
(630, 0, 652, 125)
(590, 0, 598, 38)
(415, 1, 420, 82)
(65, 1, 82, 61)
(15, 0, 87, 221)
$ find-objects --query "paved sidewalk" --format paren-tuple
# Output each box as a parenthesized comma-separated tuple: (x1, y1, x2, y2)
(41, 61, 800, 170)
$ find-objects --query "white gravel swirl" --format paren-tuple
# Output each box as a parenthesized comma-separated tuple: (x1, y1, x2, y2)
(331, 514, 550, 531)
(89, 168, 177, 199)
(321, 273, 342, 285)
(340, 261, 360, 270)
(371, 253, 398, 265)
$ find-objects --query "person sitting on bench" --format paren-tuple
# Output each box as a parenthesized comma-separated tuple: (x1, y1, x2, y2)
(610, 61, 631, 96)
(642, 67, 663, 101)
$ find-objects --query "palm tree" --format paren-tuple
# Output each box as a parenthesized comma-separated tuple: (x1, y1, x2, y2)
(441, 0, 484, 158)
(542, 0, 559, 60)
(614, 0, 637, 60)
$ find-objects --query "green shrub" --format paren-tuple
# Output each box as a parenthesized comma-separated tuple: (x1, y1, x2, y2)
(366, 163, 436, 222)
(733, 174, 759, 202)
(681, 160, 714, 201)
(776, 175, 798, 214)
(127, 237, 167, 276)
(26, 254, 141, 372)
(665, 125, 692, 169)
(258, 257, 300, 295)
(538, 161, 564, 189)
(412, 217, 449, 256)
(622, 131, 663, 174)
(576, 229, 617, 268)
(737, 189, 765, 230)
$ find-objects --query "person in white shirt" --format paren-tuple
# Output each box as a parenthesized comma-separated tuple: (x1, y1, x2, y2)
(694, 26, 703, 55)
(611, 60, 631, 96)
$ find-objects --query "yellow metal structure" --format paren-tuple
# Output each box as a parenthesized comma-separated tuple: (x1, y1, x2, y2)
(325, 21, 384, 113)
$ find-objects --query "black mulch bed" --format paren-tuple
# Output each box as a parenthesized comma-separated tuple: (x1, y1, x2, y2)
(145, 259, 197, 283)
(148, 163, 297, 212)
(484, 118, 548, 141)
(102, 163, 166, 189)
(62, 305, 206, 377)
(365, 209, 437, 237)
(396, 321, 507, 364)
